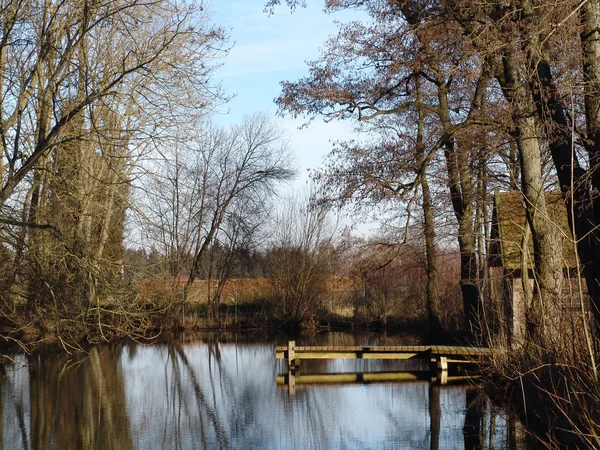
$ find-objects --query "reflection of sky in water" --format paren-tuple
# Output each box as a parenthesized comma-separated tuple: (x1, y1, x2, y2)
(121, 343, 509, 449)
(2, 355, 31, 449)
(0, 342, 515, 450)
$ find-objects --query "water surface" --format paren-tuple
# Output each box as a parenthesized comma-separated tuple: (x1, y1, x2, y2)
(0, 333, 523, 449)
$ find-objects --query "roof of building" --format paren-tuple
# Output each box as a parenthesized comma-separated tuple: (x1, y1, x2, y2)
(489, 191, 578, 270)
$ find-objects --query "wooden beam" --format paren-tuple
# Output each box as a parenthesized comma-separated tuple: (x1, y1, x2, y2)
(276, 344, 489, 361)
(287, 340, 295, 368)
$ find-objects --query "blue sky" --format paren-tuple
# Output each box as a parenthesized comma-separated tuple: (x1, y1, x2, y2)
(210, 1, 365, 186)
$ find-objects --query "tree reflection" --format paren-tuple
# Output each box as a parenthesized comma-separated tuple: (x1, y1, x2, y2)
(429, 384, 440, 450)
(165, 342, 229, 449)
(27, 345, 132, 450)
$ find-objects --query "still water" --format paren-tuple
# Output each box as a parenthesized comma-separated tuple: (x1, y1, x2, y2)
(0, 333, 522, 450)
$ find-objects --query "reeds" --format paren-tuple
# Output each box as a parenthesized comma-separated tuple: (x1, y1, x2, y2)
(484, 316, 600, 448)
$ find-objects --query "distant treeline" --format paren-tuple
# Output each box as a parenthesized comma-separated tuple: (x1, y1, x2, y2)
(131, 243, 463, 334)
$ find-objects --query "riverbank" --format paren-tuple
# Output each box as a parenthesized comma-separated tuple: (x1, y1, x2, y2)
(0, 296, 465, 354)
(0, 272, 466, 352)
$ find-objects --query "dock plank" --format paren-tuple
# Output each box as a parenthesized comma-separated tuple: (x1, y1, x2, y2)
(276, 343, 488, 363)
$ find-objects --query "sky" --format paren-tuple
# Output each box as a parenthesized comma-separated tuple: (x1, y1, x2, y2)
(210, 0, 365, 190)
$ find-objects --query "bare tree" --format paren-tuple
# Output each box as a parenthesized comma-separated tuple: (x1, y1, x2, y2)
(0, 0, 225, 211)
(267, 193, 337, 330)
(269, 0, 504, 337)
(141, 113, 293, 311)
(205, 201, 265, 307)
(0, 0, 227, 341)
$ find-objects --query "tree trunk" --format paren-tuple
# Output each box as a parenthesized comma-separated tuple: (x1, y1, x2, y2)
(438, 81, 480, 337)
(415, 75, 443, 333)
(579, 0, 600, 336)
(500, 51, 564, 346)
(422, 174, 443, 333)
(516, 114, 563, 345)
(403, 1, 480, 335)
(476, 157, 491, 342)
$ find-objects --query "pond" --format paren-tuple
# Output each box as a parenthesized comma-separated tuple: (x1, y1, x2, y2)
(0, 332, 525, 449)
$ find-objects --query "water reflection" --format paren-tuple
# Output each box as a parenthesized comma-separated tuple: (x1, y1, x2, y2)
(2, 346, 133, 450)
(0, 338, 525, 449)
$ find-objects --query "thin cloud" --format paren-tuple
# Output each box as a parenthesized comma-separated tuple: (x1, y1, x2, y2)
(219, 39, 313, 77)
(215, 1, 364, 78)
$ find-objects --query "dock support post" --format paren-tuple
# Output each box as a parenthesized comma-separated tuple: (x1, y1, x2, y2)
(438, 356, 448, 371)
(287, 340, 295, 368)
(436, 356, 448, 385)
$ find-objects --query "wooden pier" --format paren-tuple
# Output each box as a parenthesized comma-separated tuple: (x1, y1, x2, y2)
(275, 341, 490, 388)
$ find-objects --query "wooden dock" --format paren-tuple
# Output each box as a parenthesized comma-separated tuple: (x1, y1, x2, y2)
(276, 342, 490, 364)
(275, 341, 490, 387)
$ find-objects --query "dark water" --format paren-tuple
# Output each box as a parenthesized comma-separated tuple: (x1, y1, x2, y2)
(0, 333, 524, 450)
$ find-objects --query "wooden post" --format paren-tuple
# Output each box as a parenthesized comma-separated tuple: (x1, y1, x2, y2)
(288, 340, 295, 368)
(438, 356, 448, 371)
(511, 277, 528, 348)
(437, 356, 448, 385)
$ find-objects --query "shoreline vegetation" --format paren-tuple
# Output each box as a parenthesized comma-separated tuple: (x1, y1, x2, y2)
(0, 274, 459, 353)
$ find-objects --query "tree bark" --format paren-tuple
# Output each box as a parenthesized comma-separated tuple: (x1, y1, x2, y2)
(416, 75, 443, 333)
(516, 114, 563, 345)
(579, 0, 600, 335)
(500, 51, 564, 346)
(437, 75, 480, 337)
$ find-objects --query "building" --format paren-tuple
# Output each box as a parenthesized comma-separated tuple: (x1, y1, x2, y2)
(489, 191, 587, 347)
